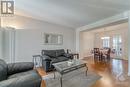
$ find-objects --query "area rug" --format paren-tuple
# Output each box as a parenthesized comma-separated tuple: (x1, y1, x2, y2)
(43, 68, 101, 87)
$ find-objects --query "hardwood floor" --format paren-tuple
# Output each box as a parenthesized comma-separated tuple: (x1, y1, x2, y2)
(36, 68, 46, 87)
(85, 58, 129, 87)
(37, 58, 130, 87)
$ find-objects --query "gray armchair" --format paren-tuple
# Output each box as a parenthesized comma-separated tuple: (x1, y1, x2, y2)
(0, 59, 42, 87)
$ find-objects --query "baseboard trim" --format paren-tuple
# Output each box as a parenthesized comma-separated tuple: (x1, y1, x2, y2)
(111, 58, 128, 61)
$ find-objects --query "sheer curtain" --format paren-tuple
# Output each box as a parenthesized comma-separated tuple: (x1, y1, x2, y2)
(0, 27, 15, 63)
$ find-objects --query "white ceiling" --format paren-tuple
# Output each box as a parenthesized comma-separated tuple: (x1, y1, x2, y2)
(15, 0, 130, 28)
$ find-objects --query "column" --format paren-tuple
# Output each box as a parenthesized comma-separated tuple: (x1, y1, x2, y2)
(0, 29, 3, 59)
(128, 11, 130, 76)
(2, 27, 15, 63)
(76, 30, 80, 53)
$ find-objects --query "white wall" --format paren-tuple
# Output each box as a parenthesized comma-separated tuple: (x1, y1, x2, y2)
(1, 15, 76, 62)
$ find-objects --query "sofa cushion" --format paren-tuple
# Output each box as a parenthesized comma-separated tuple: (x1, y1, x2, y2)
(51, 57, 68, 63)
(42, 50, 56, 58)
(51, 58, 59, 64)
(2, 70, 41, 87)
(8, 70, 37, 79)
(56, 49, 65, 57)
(0, 59, 7, 81)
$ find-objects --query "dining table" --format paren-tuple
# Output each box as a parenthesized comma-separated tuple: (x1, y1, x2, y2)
(100, 49, 108, 54)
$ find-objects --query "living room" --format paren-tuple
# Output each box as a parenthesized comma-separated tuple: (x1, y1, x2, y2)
(0, 0, 130, 87)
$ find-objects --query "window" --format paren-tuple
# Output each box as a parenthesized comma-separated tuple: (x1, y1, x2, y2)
(101, 37, 110, 48)
(112, 35, 122, 57)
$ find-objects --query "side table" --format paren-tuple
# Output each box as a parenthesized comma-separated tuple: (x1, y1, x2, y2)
(71, 53, 79, 59)
(33, 55, 42, 68)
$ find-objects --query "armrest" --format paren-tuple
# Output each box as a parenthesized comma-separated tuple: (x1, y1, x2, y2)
(63, 53, 73, 59)
(41, 55, 52, 72)
(42, 55, 52, 61)
(0, 73, 41, 87)
(7, 62, 34, 76)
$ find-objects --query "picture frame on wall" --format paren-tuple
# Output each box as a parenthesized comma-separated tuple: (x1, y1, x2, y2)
(43, 33, 63, 45)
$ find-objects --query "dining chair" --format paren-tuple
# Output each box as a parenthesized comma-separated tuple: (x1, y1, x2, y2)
(94, 48, 101, 61)
(102, 48, 111, 61)
(106, 48, 111, 60)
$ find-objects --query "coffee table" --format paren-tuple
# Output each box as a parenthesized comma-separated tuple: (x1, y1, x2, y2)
(53, 59, 88, 87)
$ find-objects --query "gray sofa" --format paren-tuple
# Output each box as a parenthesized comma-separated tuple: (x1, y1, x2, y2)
(41, 49, 73, 72)
(0, 59, 42, 87)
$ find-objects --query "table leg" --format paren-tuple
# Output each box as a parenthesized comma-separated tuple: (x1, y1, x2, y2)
(60, 76, 62, 87)
(54, 71, 55, 79)
(86, 66, 88, 76)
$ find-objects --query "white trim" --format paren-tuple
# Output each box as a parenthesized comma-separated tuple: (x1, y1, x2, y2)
(77, 11, 129, 31)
